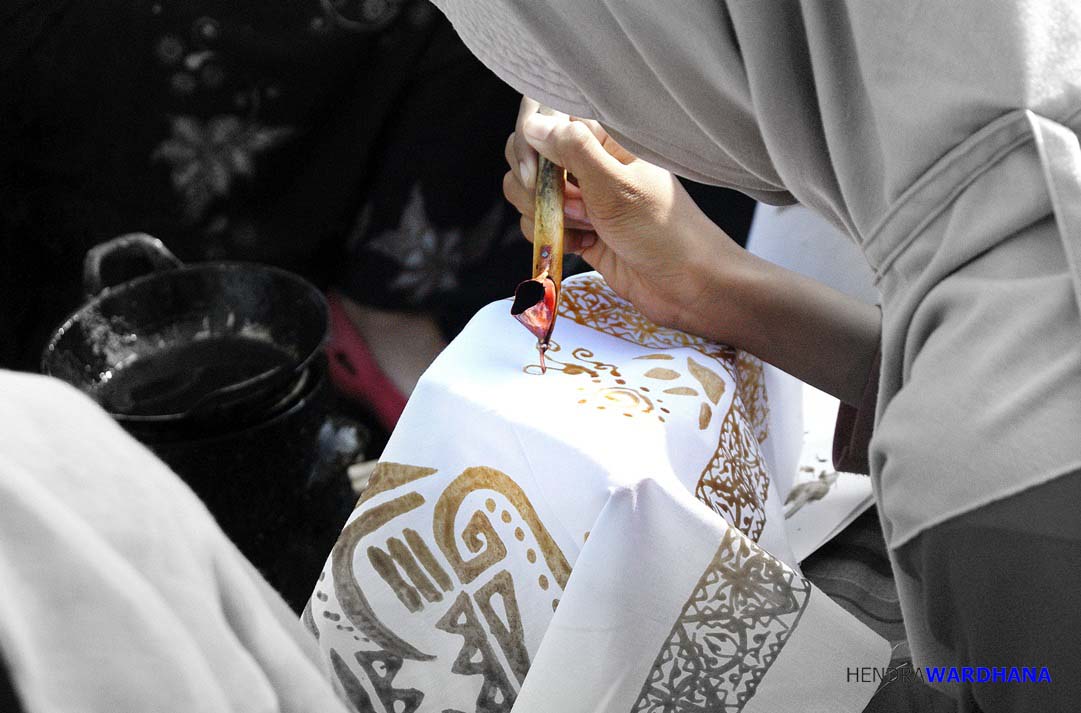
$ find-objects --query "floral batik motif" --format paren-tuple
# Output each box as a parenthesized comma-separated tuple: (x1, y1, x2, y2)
(146, 1, 425, 232)
(632, 527, 812, 713)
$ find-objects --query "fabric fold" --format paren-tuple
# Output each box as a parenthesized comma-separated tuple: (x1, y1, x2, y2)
(513, 477, 888, 713)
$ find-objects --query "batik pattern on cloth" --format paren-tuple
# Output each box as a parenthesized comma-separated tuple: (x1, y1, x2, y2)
(558, 274, 772, 540)
(632, 527, 812, 713)
(309, 462, 570, 713)
(523, 342, 729, 428)
(557, 273, 768, 436)
(309, 273, 800, 711)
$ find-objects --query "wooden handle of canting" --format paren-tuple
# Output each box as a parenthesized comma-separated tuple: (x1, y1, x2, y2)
(532, 107, 566, 284)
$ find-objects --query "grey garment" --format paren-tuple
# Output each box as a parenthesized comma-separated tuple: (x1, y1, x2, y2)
(802, 509, 956, 713)
(429, 0, 1081, 696)
(896, 470, 1081, 713)
(869, 115, 1081, 698)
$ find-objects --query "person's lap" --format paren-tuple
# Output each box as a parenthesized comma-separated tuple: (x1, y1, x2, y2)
(896, 470, 1081, 712)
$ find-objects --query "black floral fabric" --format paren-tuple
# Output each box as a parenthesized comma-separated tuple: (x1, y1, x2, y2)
(0, 0, 527, 368)
(0, 0, 754, 370)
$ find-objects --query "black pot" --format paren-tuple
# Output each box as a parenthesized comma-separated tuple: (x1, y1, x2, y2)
(42, 234, 328, 435)
(150, 359, 356, 610)
(41, 234, 355, 611)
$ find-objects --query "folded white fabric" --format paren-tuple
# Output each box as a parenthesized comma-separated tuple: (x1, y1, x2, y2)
(0, 371, 348, 713)
(308, 273, 887, 712)
(514, 478, 886, 713)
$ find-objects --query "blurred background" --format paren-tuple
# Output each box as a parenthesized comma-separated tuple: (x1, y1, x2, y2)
(0, 0, 756, 609)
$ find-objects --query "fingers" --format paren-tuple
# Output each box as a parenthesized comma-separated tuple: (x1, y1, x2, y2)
(563, 196, 589, 223)
(504, 131, 517, 178)
(569, 227, 598, 253)
(514, 96, 541, 189)
(570, 117, 637, 165)
(516, 96, 541, 131)
(503, 168, 531, 217)
(518, 215, 597, 253)
(507, 99, 600, 232)
(521, 112, 627, 193)
(508, 133, 582, 198)
(504, 169, 593, 230)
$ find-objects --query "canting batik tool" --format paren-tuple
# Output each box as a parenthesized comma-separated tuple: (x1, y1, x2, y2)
(510, 107, 566, 373)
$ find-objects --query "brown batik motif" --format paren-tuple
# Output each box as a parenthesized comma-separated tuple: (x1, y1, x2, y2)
(558, 274, 738, 363)
(557, 275, 768, 434)
(695, 401, 771, 541)
(632, 527, 812, 713)
(314, 462, 570, 713)
(557, 274, 772, 540)
(524, 343, 728, 426)
(734, 350, 769, 444)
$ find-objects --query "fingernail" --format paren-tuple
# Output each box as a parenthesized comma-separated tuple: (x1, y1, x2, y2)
(522, 113, 557, 145)
(580, 234, 596, 249)
(519, 160, 534, 190)
(564, 199, 589, 221)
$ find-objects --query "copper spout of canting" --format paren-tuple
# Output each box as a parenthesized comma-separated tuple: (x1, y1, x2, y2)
(511, 271, 557, 364)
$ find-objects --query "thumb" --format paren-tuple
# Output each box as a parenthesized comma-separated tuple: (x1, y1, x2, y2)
(521, 113, 626, 192)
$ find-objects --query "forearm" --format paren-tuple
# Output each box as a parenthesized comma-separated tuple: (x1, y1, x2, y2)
(689, 247, 880, 406)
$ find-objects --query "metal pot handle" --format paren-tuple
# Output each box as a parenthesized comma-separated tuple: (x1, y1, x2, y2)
(83, 233, 183, 297)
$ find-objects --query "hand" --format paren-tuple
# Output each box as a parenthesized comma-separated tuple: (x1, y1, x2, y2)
(503, 97, 748, 342)
(503, 98, 882, 406)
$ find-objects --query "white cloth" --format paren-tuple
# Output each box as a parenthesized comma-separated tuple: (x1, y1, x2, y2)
(0, 370, 347, 713)
(514, 478, 885, 713)
(308, 274, 888, 713)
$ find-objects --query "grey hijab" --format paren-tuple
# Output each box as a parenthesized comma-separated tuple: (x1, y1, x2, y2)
(430, 0, 1081, 241)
